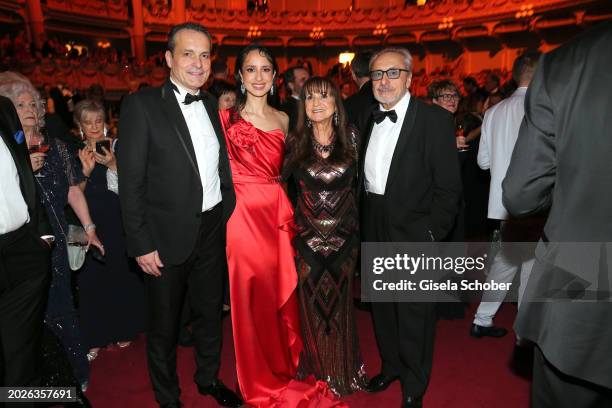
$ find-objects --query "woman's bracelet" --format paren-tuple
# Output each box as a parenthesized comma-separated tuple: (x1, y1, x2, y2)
(83, 223, 96, 232)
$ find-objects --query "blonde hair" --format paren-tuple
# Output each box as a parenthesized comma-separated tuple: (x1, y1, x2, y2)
(73, 99, 106, 128)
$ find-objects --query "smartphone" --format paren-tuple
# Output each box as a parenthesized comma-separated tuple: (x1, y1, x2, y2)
(95, 140, 111, 154)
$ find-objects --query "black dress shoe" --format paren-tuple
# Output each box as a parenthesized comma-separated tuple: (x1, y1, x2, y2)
(365, 373, 399, 393)
(402, 395, 423, 408)
(470, 323, 508, 338)
(198, 379, 243, 408)
(159, 402, 182, 408)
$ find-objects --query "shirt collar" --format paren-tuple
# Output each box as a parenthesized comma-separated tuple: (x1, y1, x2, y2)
(379, 91, 411, 120)
(170, 77, 200, 100)
(514, 86, 528, 96)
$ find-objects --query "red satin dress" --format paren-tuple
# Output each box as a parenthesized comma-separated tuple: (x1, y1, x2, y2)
(220, 109, 345, 408)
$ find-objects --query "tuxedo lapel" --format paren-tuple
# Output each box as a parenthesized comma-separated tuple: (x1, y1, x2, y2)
(202, 93, 234, 188)
(160, 81, 199, 172)
(358, 112, 376, 193)
(384, 96, 418, 192)
(202, 95, 224, 146)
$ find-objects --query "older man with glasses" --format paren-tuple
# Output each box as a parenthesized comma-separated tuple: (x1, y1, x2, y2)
(359, 47, 462, 408)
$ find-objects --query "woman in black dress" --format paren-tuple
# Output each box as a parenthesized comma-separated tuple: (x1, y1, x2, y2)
(284, 77, 366, 396)
(74, 99, 145, 361)
(0, 72, 103, 395)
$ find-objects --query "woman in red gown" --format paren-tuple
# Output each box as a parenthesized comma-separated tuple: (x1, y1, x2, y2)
(220, 45, 343, 408)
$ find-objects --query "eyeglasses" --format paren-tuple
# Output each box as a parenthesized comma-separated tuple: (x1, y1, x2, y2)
(436, 93, 460, 102)
(370, 68, 411, 81)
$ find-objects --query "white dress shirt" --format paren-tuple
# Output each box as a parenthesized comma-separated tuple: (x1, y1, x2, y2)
(0, 136, 30, 234)
(171, 78, 222, 212)
(478, 87, 527, 220)
(364, 91, 411, 195)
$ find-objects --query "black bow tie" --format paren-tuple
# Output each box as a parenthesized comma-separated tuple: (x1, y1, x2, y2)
(372, 109, 398, 124)
(183, 93, 206, 105)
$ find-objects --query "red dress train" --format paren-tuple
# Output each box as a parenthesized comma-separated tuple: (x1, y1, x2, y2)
(220, 109, 345, 408)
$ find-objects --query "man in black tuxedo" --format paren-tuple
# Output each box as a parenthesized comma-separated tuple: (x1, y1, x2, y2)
(280, 65, 310, 204)
(117, 23, 240, 408)
(0, 95, 51, 399)
(360, 48, 462, 408)
(503, 22, 612, 408)
(343, 51, 376, 132)
(279, 65, 309, 132)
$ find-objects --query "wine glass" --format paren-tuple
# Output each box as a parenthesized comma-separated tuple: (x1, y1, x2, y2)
(456, 123, 470, 152)
(27, 134, 50, 177)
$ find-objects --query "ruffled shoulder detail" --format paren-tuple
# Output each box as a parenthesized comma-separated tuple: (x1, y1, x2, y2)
(223, 108, 260, 150)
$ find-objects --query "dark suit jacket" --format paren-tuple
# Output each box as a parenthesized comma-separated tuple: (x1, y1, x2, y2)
(360, 96, 462, 242)
(280, 96, 299, 132)
(0, 95, 51, 237)
(117, 81, 235, 265)
(502, 21, 612, 388)
(343, 81, 377, 133)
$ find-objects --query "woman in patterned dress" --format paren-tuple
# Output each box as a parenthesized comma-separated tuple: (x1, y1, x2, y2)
(284, 76, 367, 396)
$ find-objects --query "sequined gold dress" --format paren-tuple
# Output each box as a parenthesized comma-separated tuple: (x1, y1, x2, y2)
(289, 131, 367, 396)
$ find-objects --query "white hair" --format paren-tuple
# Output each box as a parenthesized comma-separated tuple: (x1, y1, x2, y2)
(369, 47, 413, 73)
(0, 71, 46, 128)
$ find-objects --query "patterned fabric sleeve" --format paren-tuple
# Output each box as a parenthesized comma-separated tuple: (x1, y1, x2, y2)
(347, 124, 361, 203)
(347, 124, 360, 156)
(107, 168, 118, 195)
(56, 138, 86, 186)
(106, 139, 119, 194)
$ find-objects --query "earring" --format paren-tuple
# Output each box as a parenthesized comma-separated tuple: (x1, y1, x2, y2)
(79, 128, 84, 139)
(240, 83, 246, 94)
(270, 84, 274, 96)
(306, 119, 312, 128)
(103, 126, 108, 137)
(333, 112, 338, 126)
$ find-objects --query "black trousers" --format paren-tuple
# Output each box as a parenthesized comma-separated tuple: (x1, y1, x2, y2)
(145, 204, 225, 406)
(362, 193, 437, 397)
(0, 225, 51, 401)
(533, 347, 612, 408)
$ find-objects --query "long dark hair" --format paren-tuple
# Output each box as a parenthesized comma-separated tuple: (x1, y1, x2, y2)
(234, 43, 278, 111)
(285, 77, 355, 171)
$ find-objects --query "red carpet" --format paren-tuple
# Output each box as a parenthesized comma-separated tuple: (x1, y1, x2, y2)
(85, 303, 530, 407)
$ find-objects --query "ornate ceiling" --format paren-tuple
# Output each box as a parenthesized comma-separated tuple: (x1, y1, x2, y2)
(2, 0, 610, 48)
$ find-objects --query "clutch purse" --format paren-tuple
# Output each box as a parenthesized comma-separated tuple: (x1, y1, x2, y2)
(66, 224, 88, 271)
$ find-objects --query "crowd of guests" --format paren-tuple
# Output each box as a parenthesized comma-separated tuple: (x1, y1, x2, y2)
(1, 31, 152, 69)
(1, 19, 611, 408)
(0, 69, 145, 407)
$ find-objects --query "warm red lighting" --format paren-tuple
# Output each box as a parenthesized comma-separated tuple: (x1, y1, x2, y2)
(516, 4, 535, 19)
(438, 17, 454, 31)
(309, 27, 324, 40)
(97, 41, 111, 48)
(339, 52, 355, 65)
(247, 26, 262, 38)
(373, 24, 388, 36)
